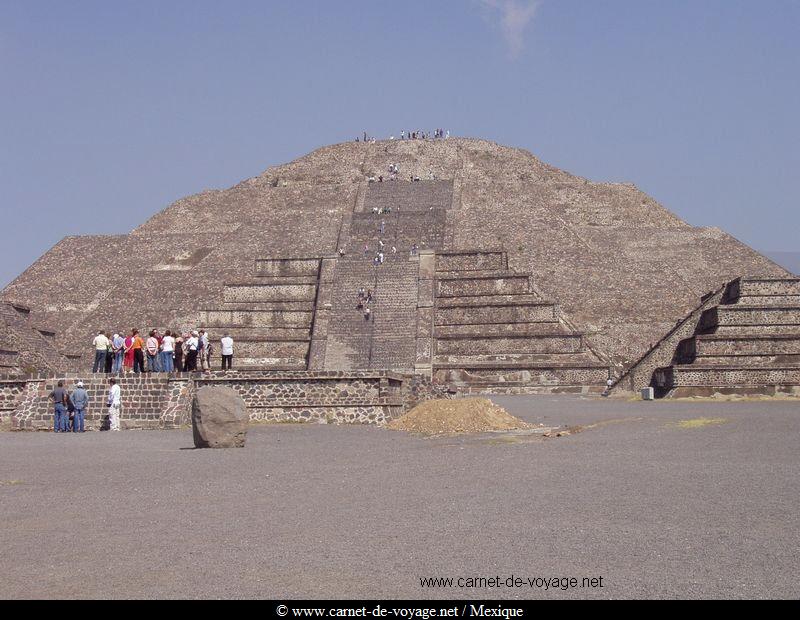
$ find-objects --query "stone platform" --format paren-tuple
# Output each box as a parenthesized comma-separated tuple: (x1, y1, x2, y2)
(2, 370, 446, 430)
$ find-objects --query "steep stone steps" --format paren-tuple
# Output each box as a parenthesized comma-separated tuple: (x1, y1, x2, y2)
(323, 258, 381, 370)
(364, 180, 453, 213)
(633, 276, 800, 396)
(430, 248, 608, 392)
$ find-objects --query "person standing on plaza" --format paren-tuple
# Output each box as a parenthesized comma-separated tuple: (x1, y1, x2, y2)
(70, 381, 89, 433)
(161, 330, 175, 373)
(92, 331, 109, 373)
(49, 380, 68, 432)
(220, 333, 234, 370)
(107, 377, 121, 431)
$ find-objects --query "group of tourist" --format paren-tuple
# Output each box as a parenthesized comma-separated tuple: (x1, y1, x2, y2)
(91, 329, 235, 373)
(356, 288, 374, 322)
(356, 129, 449, 143)
(49, 377, 121, 433)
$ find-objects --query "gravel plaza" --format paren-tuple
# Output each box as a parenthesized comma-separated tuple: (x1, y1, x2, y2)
(1, 394, 798, 599)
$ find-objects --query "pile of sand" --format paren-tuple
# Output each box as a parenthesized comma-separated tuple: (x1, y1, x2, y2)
(388, 398, 530, 435)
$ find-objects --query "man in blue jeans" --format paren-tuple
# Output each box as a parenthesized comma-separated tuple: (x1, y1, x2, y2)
(70, 380, 89, 432)
(48, 380, 68, 432)
(111, 333, 125, 374)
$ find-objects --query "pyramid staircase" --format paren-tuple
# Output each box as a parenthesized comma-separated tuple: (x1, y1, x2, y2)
(321, 180, 450, 371)
(431, 251, 609, 393)
(652, 277, 800, 395)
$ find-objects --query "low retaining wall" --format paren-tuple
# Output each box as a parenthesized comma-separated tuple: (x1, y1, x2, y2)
(4, 370, 446, 430)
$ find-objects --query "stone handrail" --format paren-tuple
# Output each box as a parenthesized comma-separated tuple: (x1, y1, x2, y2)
(609, 280, 731, 394)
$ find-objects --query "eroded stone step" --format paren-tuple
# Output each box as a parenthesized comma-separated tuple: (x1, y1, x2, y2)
(434, 322, 570, 338)
(654, 365, 800, 388)
(711, 324, 800, 336)
(435, 251, 506, 272)
(436, 294, 545, 308)
(735, 278, 800, 297)
(199, 310, 313, 329)
(694, 334, 800, 356)
(233, 358, 308, 370)
(254, 258, 320, 278)
(435, 304, 557, 325)
(224, 282, 318, 304)
(195, 327, 311, 341)
(691, 355, 800, 366)
(205, 301, 316, 312)
(700, 306, 800, 330)
(437, 274, 531, 297)
(734, 295, 800, 306)
(435, 334, 583, 355)
(235, 340, 310, 358)
(434, 351, 600, 366)
(434, 365, 609, 387)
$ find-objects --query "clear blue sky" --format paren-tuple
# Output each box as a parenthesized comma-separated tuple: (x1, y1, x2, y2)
(1, 0, 798, 287)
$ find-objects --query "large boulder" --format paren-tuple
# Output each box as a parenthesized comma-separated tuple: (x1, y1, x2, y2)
(191, 386, 248, 448)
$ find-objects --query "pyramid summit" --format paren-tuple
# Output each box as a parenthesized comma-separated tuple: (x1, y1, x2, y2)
(1, 136, 797, 400)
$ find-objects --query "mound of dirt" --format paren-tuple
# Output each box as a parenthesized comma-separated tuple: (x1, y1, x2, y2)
(388, 398, 530, 435)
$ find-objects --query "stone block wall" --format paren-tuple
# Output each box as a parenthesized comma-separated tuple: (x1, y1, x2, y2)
(6, 370, 442, 430)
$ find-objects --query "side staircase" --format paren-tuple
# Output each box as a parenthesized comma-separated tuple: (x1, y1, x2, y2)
(432, 251, 609, 393)
(652, 277, 800, 395)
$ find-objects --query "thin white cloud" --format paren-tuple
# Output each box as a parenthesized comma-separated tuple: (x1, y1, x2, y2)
(479, 0, 541, 59)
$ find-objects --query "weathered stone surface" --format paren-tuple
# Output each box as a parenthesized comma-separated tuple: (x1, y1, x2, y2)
(192, 386, 248, 448)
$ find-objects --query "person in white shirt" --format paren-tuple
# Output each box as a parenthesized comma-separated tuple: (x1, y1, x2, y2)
(161, 330, 175, 373)
(185, 331, 199, 371)
(220, 334, 234, 371)
(199, 329, 210, 371)
(92, 331, 110, 373)
(107, 377, 121, 431)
